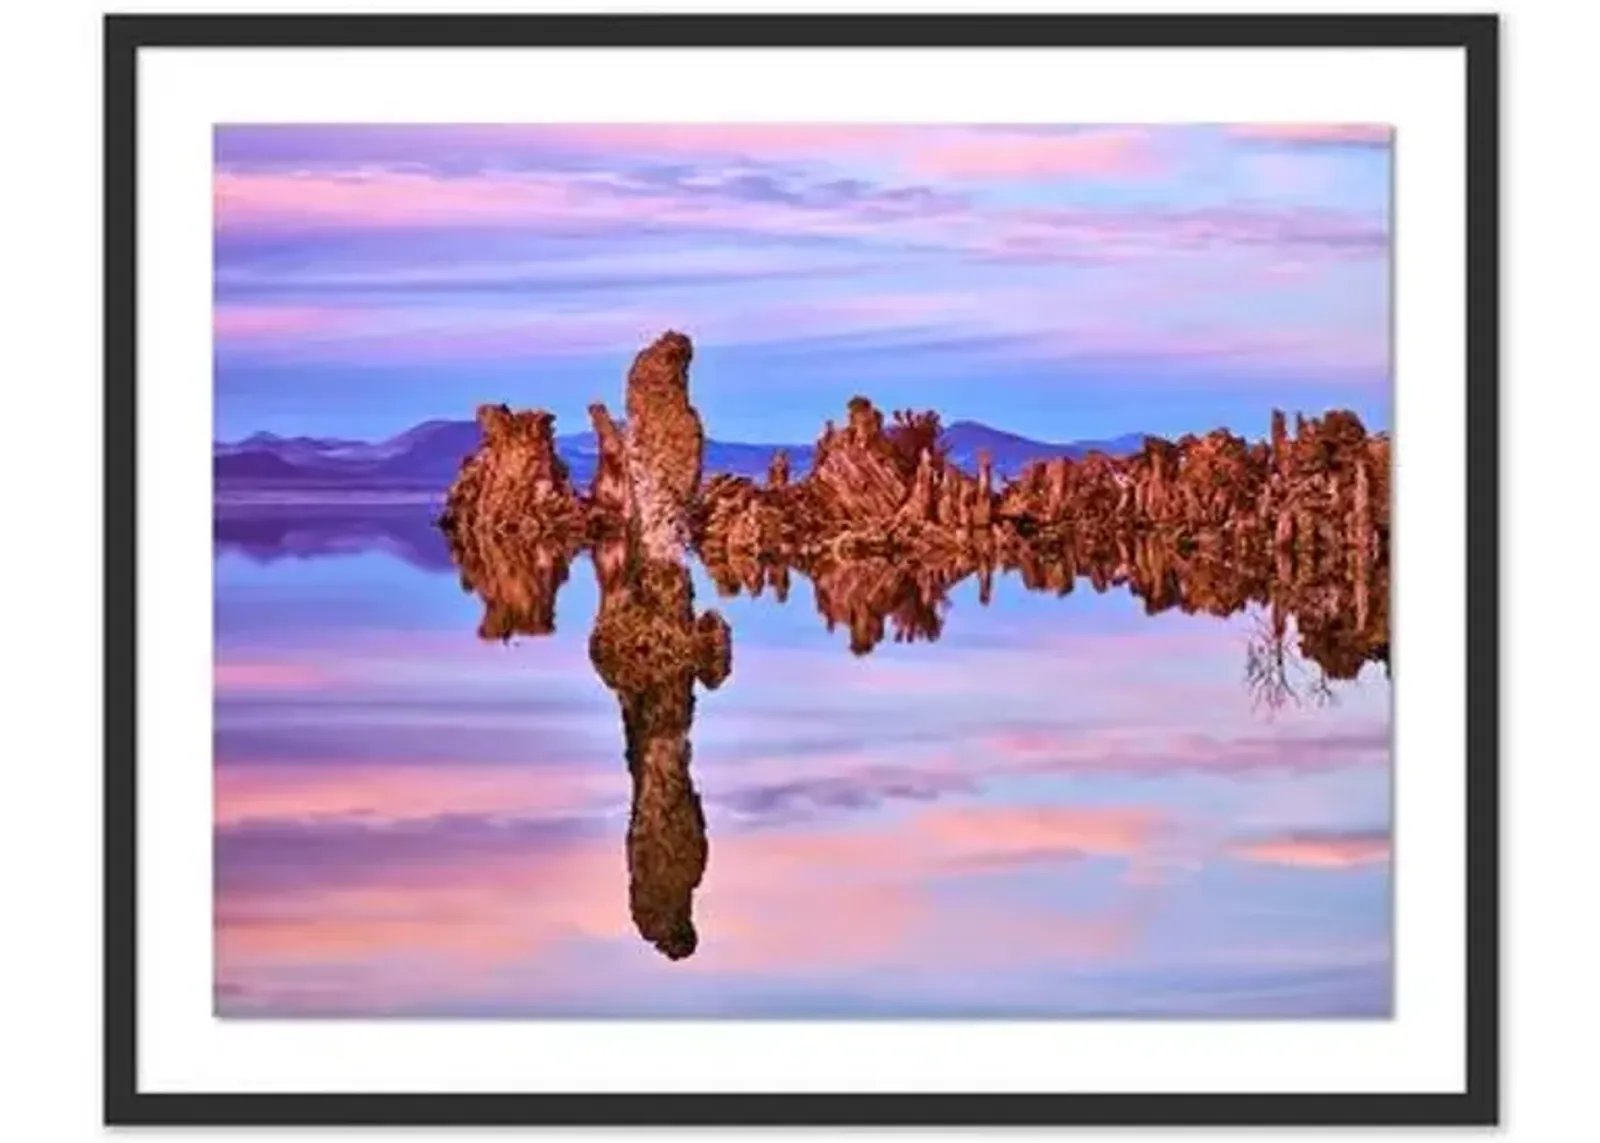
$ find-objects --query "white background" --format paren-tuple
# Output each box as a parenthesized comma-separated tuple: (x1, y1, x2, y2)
(139, 40, 1464, 1097)
(2, 0, 1596, 1138)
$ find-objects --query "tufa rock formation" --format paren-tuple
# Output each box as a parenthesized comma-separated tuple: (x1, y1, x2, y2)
(697, 395, 1387, 571)
(440, 404, 580, 540)
(619, 331, 704, 561)
(439, 331, 1391, 957)
(444, 330, 731, 961)
(586, 402, 631, 523)
(439, 333, 1388, 682)
(438, 404, 584, 639)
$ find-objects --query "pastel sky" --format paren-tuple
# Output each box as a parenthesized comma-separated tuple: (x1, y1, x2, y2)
(213, 124, 1392, 443)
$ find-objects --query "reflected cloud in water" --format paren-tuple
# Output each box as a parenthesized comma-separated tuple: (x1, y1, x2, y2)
(213, 509, 1390, 1016)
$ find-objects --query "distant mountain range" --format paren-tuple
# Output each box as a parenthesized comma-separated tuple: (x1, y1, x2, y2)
(215, 418, 1149, 493)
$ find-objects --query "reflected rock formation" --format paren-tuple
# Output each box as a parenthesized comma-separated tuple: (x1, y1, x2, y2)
(441, 331, 1391, 957)
(590, 549, 729, 960)
(438, 405, 583, 639)
(445, 332, 729, 960)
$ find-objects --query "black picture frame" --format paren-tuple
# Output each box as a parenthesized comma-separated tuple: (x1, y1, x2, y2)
(103, 11, 1500, 1127)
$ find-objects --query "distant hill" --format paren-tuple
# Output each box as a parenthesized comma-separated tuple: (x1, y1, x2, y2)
(214, 417, 1146, 493)
(215, 431, 371, 458)
(940, 421, 1147, 475)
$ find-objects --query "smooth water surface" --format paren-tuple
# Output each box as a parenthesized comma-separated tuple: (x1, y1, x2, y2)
(214, 504, 1391, 1018)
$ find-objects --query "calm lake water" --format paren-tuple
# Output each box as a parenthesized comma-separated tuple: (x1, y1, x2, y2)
(213, 503, 1391, 1018)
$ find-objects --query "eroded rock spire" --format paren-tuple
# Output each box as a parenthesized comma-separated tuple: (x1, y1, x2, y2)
(619, 330, 704, 561)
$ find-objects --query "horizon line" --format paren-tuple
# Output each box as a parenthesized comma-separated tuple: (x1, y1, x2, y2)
(216, 407, 1387, 451)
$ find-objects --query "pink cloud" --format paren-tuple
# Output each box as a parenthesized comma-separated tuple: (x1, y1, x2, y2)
(215, 819, 634, 983)
(911, 128, 1162, 180)
(1226, 124, 1391, 146)
(214, 660, 336, 692)
(524, 123, 903, 160)
(689, 878, 930, 975)
(916, 805, 1162, 863)
(675, 803, 1174, 975)
(212, 715, 1388, 1011)
(214, 817, 906, 991)
(216, 856, 631, 976)
(213, 761, 609, 827)
(450, 124, 1162, 182)
(213, 796, 1175, 1003)
(702, 804, 1168, 879)
(216, 166, 895, 235)
(212, 163, 1383, 319)
(215, 168, 583, 229)
(1229, 830, 1391, 869)
(212, 305, 349, 339)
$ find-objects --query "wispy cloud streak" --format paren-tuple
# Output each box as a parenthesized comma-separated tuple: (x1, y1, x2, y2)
(212, 122, 1393, 440)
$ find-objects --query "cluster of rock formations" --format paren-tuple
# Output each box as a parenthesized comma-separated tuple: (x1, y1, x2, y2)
(439, 330, 1392, 958)
(694, 366, 1387, 683)
(699, 401, 1387, 575)
(441, 337, 1389, 617)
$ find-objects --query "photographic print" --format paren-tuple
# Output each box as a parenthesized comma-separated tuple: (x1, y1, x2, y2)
(109, 11, 1500, 1125)
(212, 122, 1394, 1020)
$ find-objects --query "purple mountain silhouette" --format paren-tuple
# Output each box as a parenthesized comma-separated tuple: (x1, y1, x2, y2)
(939, 420, 1147, 473)
(215, 417, 1146, 493)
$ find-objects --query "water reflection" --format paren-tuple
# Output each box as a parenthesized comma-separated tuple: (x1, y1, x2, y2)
(213, 507, 1392, 1015)
(215, 500, 455, 573)
(711, 534, 1389, 688)
(589, 539, 729, 959)
(211, 330, 1389, 1005)
(450, 525, 1387, 961)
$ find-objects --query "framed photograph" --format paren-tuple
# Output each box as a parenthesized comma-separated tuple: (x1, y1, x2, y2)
(104, 11, 1499, 1127)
